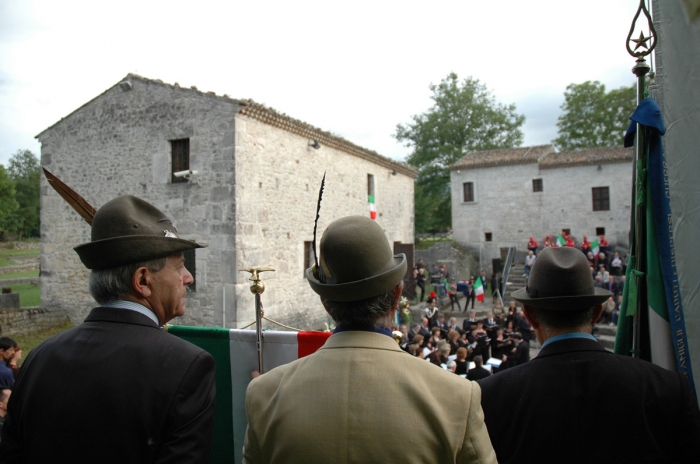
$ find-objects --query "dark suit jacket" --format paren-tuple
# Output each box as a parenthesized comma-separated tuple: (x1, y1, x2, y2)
(467, 366, 491, 381)
(0, 307, 216, 463)
(478, 338, 700, 464)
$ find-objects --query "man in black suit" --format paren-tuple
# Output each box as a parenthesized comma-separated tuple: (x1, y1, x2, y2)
(478, 247, 700, 463)
(467, 356, 491, 381)
(0, 196, 216, 463)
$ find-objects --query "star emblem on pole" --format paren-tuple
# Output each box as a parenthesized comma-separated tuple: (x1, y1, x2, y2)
(630, 31, 651, 51)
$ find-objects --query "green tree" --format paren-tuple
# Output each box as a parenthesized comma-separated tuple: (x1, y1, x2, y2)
(7, 149, 41, 239)
(0, 165, 20, 238)
(395, 73, 525, 232)
(553, 81, 636, 151)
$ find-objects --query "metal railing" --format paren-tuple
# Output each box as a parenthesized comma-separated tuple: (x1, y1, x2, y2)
(500, 246, 517, 298)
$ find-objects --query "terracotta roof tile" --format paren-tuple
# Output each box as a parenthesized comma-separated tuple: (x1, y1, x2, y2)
(451, 145, 555, 170)
(539, 146, 633, 169)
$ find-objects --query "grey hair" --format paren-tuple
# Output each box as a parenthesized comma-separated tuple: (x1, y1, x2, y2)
(89, 257, 168, 304)
(322, 284, 401, 329)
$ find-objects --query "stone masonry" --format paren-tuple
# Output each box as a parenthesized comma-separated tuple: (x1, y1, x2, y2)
(38, 74, 416, 329)
(451, 145, 633, 274)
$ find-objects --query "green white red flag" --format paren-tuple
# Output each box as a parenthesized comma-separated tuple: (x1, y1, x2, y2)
(556, 234, 566, 247)
(590, 238, 600, 257)
(474, 277, 484, 302)
(167, 326, 331, 464)
(368, 195, 377, 220)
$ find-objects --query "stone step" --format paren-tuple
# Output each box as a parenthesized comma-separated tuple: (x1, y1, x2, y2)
(594, 324, 617, 337)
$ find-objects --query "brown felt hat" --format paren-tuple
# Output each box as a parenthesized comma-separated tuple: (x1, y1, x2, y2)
(74, 195, 206, 270)
(511, 247, 611, 310)
(306, 216, 406, 302)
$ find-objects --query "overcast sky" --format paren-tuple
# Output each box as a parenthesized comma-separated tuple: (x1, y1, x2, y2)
(0, 0, 645, 167)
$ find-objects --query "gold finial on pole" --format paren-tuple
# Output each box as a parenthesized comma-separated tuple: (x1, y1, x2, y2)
(241, 267, 275, 373)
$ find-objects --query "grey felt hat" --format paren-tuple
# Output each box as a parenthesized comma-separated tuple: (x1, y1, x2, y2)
(74, 195, 206, 270)
(511, 247, 611, 310)
(306, 216, 407, 302)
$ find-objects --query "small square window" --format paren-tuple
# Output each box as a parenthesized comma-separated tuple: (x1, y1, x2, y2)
(562, 229, 571, 236)
(463, 182, 474, 202)
(532, 179, 543, 192)
(485, 232, 492, 242)
(596, 227, 606, 236)
(592, 187, 610, 211)
(171, 138, 190, 184)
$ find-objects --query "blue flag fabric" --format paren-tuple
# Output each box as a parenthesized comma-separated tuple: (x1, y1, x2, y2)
(618, 98, 695, 394)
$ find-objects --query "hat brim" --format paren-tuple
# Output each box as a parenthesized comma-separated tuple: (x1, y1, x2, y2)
(511, 286, 612, 311)
(306, 254, 407, 302)
(75, 235, 206, 270)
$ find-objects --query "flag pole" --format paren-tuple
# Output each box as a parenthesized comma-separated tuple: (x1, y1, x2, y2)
(242, 267, 275, 373)
(625, 0, 657, 358)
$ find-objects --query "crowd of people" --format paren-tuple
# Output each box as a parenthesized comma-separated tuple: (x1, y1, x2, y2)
(526, 232, 627, 325)
(411, 259, 488, 313)
(401, 299, 535, 378)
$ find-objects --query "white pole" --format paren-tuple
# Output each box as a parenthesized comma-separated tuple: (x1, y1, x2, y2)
(223, 286, 226, 328)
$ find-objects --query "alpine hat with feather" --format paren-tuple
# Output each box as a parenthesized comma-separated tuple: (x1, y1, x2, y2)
(511, 247, 611, 310)
(306, 216, 407, 302)
(74, 195, 206, 270)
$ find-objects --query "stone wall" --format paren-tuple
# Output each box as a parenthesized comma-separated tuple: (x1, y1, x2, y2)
(232, 114, 415, 329)
(39, 76, 239, 325)
(0, 306, 69, 337)
(451, 161, 632, 274)
(38, 74, 415, 330)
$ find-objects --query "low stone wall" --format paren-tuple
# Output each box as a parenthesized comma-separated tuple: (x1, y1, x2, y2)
(0, 306, 70, 337)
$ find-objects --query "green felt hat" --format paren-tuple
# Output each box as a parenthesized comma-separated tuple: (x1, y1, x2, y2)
(306, 216, 406, 302)
(74, 195, 206, 270)
(511, 247, 611, 310)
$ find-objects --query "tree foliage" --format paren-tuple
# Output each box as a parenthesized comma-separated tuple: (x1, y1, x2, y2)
(553, 81, 636, 151)
(5, 150, 41, 239)
(0, 165, 20, 236)
(395, 73, 525, 232)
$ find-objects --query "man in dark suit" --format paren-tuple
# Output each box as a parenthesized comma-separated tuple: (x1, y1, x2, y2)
(0, 196, 216, 463)
(467, 356, 491, 381)
(478, 247, 700, 463)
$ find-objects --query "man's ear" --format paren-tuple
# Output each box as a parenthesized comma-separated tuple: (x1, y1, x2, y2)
(392, 283, 404, 310)
(522, 305, 539, 330)
(592, 304, 604, 324)
(131, 267, 153, 299)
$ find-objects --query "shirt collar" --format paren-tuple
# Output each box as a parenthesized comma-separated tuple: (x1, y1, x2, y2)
(333, 325, 394, 338)
(541, 332, 597, 349)
(102, 300, 160, 326)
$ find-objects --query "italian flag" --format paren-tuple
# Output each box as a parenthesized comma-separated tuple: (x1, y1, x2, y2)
(556, 233, 566, 247)
(368, 194, 377, 220)
(474, 277, 485, 302)
(590, 238, 600, 257)
(167, 326, 331, 464)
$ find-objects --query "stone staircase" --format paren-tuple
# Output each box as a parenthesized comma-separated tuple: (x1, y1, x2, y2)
(504, 263, 527, 304)
(593, 323, 617, 351)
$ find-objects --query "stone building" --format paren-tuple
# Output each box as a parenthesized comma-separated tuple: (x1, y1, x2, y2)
(450, 144, 633, 273)
(38, 74, 416, 329)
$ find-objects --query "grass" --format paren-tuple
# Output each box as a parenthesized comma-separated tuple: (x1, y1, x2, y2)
(13, 320, 75, 365)
(0, 270, 40, 280)
(1, 283, 40, 307)
(0, 248, 40, 267)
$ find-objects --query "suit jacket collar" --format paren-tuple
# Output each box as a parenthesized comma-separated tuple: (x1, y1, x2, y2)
(320, 330, 408, 355)
(85, 306, 160, 329)
(535, 337, 608, 360)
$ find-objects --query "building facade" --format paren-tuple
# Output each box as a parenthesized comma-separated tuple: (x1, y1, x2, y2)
(450, 145, 633, 273)
(39, 74, 416, 329)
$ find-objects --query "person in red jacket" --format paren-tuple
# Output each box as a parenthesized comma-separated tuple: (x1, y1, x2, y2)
(527, 236, 538, 255)
(581, 235, 591, 255)
(599, 235, 609, 256)
(564, 234, 575, 248)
